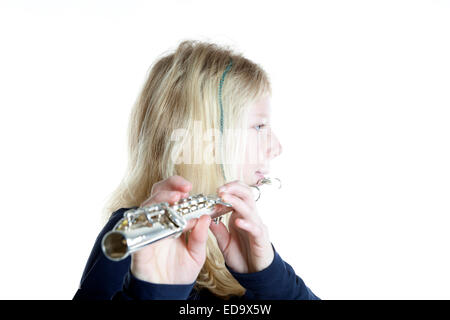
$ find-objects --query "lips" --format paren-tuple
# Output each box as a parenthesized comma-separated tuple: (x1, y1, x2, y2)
(255, 170, 269, 181)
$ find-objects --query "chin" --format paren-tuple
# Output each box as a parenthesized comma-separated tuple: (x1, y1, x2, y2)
(249, 172, 262, 186)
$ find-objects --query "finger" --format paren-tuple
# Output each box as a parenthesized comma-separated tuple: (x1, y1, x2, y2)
(208, 219, 230, 253)
(234, 218, 270, 250)
(187, 214, 211, 263)
(182, 213, 215, 241)
(152, 175, 192, 195)
(183, 217, 198, 232)
(219, 193, 254, 221)
(234, 218, 263, 238)
(181, 216, 208, 244)
(140, 190, 187, 207)
(217, 180, 254, 205)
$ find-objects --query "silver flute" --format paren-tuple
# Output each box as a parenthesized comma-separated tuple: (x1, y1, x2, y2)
(101, 177, 281, 261)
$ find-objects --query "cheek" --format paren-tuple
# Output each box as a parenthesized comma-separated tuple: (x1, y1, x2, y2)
(245, 132, 259, 151)
(244, 135, 259, 164)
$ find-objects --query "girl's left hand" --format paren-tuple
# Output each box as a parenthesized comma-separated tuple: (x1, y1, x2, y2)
(209, 180, 274, 274)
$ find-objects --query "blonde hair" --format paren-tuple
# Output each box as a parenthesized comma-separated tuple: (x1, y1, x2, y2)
(101, 39, 272, 299)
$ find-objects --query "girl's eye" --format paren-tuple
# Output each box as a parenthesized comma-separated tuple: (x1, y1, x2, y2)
(255, 124, 266, 132)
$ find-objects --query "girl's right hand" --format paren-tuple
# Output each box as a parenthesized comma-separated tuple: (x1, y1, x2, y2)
(130, 175, 211, 285)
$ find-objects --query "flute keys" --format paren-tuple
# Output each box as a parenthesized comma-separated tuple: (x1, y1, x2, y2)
(180, 200, 189, 208)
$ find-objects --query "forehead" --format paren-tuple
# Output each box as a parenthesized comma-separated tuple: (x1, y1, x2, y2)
(249, 95, 271, 117)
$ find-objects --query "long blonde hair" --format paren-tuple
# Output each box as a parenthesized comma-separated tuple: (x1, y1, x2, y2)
(101, 39, 272, 299)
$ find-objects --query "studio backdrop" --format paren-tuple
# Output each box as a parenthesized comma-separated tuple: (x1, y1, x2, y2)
(0, 0, 449, 299)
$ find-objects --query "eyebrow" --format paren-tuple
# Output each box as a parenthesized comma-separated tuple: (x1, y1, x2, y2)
(250, 116, 269, 125)
(253, 113, 269, 118)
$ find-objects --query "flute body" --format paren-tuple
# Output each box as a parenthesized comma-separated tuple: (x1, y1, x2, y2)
(101, 177, 281, 261)
(102, 194, 232, 261)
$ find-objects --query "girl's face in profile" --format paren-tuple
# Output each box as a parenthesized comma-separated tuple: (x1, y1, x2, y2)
(241, 95, 283, 186)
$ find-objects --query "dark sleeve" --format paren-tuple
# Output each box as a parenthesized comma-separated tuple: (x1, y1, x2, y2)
(73, 207, 196, 300)
(112, 270, 196, 300)
(73, 208, 133, 300)
(225, 243, 320, 300)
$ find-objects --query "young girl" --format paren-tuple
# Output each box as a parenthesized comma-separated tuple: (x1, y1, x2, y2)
(73, 40, 319, 300)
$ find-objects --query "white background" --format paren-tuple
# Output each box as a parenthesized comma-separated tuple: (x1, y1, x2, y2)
(0, 0, 449, 299)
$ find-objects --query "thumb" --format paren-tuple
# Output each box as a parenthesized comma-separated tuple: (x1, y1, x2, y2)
(187, 215, 211, 263)
(208, 219, 230, 254)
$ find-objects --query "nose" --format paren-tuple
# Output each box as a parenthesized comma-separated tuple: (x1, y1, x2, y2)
(267, 131, 282, 160)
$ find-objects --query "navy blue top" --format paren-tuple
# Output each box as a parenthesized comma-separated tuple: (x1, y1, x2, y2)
(73, 208, 320, 300)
